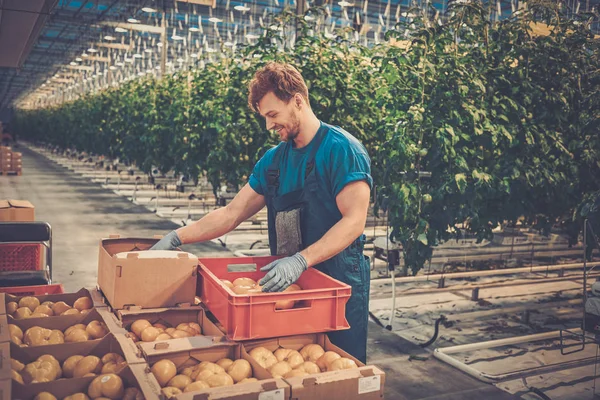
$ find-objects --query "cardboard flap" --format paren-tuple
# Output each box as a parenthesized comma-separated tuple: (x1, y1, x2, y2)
(301, 377, 318, 386)
(109, 234, 121, 239)
(8, 200, 34, 209)
(0, 201, 9, 210)
(360, 368, 375, 377)
(261, 381, 278, 391)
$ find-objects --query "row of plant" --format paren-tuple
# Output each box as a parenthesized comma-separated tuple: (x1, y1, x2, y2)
(14, 1, 600, 273)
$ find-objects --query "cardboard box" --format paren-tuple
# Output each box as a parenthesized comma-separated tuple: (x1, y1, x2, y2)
(0, 316, 9, 344)
(117, 306, 226, 356)
(98, 236, 198, 309)
(143, 342, 291, 400)
(10, 363, 159, 400)
(8, 308, 129, 353)
(0, 287, 107, 316)
(242, 334, 386, 400)
(0, 200, 34, 222)
(0, 333, 155, 400)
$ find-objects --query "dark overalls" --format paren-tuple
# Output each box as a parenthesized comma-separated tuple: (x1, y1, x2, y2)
(264, 123, 371, 363)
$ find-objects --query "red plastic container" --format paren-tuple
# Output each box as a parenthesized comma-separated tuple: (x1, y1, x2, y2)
(0, 284, 64, 296)
(197, 256, 352, 341)
(0, 243, 43, 272)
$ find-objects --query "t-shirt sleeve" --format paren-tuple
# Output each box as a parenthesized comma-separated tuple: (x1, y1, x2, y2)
(248, 146, 277, 196)
(329, 140, 373, 198)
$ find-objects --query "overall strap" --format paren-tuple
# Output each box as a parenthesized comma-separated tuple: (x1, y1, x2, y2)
(304, 123, 327, 179)
(266, 143, 287, 199)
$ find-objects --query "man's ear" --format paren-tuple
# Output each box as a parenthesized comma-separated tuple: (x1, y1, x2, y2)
(294, 93, 303, 109)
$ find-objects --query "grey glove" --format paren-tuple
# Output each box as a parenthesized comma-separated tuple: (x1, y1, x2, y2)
(259, 253, 308, 292)
(149, 230, 182, 251)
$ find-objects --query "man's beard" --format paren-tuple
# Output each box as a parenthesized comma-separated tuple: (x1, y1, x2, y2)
(281, 112, 301, 142)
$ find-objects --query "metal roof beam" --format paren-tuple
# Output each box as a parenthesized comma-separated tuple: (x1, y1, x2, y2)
(99, 21, 165, 34)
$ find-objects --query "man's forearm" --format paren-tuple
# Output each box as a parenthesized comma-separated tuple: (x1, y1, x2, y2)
(299, 216, 365, 268)
(175, 207, 237, 244)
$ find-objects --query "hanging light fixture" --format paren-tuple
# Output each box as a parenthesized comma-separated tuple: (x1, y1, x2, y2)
(115, 27, 128, 33)
(189, 26, 200, 32)
(245, 33, 259, 39)
(104, 35, 116, 41)
(208, 17, 222, 23)
(75, 57, 83, 62)
(87, 46, 98, 53)
(172, 28, 184, 40)
(70, 61, 77, 66)
(338, 1, 354, 7)
(234, 4, 251, 12)
(141, 7, 157, 13)
(127, 18, 141, 23)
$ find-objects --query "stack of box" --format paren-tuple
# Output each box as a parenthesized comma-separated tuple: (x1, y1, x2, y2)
(0, 146, 10, 173)
(10, 152, 22, 174)
(93, 236, 386, 400)
(0, 146, 21, 175)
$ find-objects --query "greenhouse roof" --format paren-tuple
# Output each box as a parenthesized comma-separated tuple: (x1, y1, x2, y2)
(0, 0, 598, 112)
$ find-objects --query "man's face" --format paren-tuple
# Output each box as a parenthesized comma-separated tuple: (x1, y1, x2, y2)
(257, 91, 301, 142)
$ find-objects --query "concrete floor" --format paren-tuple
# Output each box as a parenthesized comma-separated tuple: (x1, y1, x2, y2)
(1, 144, 522, 399)
(0, 145, 230, 292)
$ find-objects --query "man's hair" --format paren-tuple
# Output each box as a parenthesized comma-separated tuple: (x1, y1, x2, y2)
(248, 62, 310, 113)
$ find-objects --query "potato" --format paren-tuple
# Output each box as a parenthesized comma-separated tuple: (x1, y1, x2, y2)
(74, 297, 92, 311)
(183, 381, 210, 392)
(73, 356, 103, 378)
(162, 386, 183, 397)
(156, 333, 172, 341)
(11, 358, 25, 372)
(65, 328, 90, 343)
(30, 312, 50, 318)
(61, 309, 80, 316)
(11, 369, 24, 384)
(130, 319, 151, 337)
(24, 327, 64, 346)
(33, 305, 54, 316)
(122, 387, 144, 400)
(18, 296, 40, 312)
(9, 324, 23, 340)
(88, 374, 124, 399)
(63, 355, 85, 378)
(6, 301, 18, 314)
(51, 301, 71, 315)
(65, 324, 87, 336)
(86, 321, 109, 339)
(14, 307, 32, 319)
(141, 326, 160, 342)
(151, 359, 177, 387)
(63, 394, 90, 400)
(167, 374, 192, 390)
(34, 392, 57, 400)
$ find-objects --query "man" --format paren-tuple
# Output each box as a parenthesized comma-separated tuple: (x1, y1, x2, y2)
(151, 62, 372, 362)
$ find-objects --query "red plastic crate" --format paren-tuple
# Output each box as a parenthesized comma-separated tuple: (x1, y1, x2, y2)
(0, 284, 64, 296)
(198, 256, 351, 341)
(0, 243, 43, 272)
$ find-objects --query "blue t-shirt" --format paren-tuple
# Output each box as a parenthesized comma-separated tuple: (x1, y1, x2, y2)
(249, 122, 372, 199)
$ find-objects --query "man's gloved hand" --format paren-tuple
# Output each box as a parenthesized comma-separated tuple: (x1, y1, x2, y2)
(259, 253, 308, 292)
(149, 230, 182, 251)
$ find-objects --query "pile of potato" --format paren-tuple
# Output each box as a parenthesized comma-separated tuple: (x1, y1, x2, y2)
(151, 357, 257, 397)
(248, 344, 358, 379)
(7, 296, 93, 319)
(126, 319, 202, 343)
(31, 377, 143, 400)
(11, 352, 127, 384)
(220, 278, 302, 309)
(9, 320, 109, 347)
